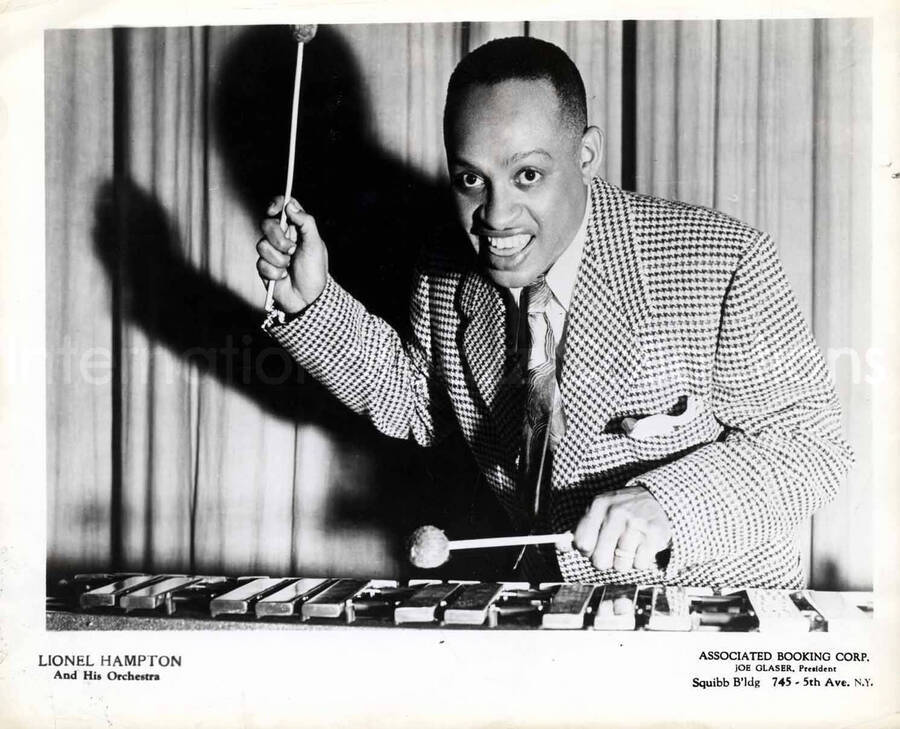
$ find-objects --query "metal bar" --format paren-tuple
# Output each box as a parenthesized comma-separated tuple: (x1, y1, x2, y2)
(118, 576, 203, 612)
(542, 584, 597, 629)
(300, 579, 370, 620)
(592, 585, 638, 631)
(443, 582, 505, 626)
(394, 582, 462, 624)
(79, 575, 165, 609)
(255, 578, 332, 618)
(209, 577, 288, 617)
(743, 589, 811, 633)
(647, 586, 693, 631)
(803, 590, 873, 634)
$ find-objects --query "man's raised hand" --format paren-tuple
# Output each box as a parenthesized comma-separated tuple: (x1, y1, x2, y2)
(256, 196, 328, 315)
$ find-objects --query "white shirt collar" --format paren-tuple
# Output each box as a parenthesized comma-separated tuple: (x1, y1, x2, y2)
(511, 193, 590, 312)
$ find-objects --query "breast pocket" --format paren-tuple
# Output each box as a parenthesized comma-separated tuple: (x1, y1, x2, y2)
(572, 397, 724, 484)
(617, 397, 722, 462)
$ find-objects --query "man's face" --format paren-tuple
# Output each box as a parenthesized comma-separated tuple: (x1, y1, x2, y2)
(445, 78, 594, 289)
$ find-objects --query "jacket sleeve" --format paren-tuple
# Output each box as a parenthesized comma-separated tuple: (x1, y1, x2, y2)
(635, 231, 853, 576)
(264, 271, 451, 447)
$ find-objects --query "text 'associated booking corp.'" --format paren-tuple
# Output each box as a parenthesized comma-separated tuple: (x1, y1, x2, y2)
(691, 650, 873, 690)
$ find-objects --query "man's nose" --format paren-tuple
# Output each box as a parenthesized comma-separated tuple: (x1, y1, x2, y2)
(480, 186, 520, 230)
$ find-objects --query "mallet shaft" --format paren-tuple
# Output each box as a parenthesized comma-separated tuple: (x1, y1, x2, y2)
(264, 41, 306, 313)
(448, 532, 573, 551)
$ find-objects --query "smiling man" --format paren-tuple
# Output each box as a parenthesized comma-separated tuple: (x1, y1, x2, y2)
(256, 36, 851, 587)
(444, 76, 594, 290)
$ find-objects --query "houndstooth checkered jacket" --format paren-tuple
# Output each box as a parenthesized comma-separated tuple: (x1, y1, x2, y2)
(267, 177, 852, 588)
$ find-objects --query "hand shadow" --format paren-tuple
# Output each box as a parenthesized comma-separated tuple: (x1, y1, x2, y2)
(92, 176, 339, 427)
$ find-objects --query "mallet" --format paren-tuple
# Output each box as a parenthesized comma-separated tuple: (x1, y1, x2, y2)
(407, 525, 574, 569)
(264, 24, 318, 319)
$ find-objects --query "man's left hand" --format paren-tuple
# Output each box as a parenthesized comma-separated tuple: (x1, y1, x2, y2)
(571, 486, 672, 572)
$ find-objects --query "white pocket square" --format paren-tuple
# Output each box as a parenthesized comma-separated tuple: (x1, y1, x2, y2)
(621, 396, 702, 441)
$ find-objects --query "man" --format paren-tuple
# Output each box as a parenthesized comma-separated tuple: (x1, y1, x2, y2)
(255, 36, 851, 587)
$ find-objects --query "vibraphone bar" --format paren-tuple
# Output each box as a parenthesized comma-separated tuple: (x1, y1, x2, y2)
(46, 574, 873, 632)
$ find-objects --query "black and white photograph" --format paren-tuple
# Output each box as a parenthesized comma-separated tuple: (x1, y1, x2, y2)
(1, 2, 898, 727)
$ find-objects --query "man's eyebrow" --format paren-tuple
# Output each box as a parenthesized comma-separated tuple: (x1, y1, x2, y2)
(448, 149, 554, 170)
(505, 149, 553, 166)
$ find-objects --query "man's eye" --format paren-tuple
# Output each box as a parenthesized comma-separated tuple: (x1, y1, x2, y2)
(516, 168, 542, 186)
(456, 173, 483, 189)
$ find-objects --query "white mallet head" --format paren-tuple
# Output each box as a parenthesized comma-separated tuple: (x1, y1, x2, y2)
(407, 525, 450, 569)
(291, 24, 318, 44)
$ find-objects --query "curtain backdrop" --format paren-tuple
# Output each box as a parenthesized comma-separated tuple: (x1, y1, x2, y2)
(45, 19, 872, 588)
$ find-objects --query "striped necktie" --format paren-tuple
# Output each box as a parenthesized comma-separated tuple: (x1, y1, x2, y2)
(520, 275, 566, 517)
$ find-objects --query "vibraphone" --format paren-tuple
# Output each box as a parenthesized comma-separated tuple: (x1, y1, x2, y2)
(46, 574, 873, 632)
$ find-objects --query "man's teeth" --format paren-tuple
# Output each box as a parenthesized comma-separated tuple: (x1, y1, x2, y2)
(487, 234, 531, 251)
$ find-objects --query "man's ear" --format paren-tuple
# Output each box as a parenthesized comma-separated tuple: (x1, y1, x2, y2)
(579, 126, 604, 182)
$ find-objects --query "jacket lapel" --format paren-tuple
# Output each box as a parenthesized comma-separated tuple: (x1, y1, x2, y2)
(457, 271, 523, 461)
(555, 178, 656, 484)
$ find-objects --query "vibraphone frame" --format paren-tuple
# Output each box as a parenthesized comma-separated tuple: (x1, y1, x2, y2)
(46, 573, 873, 633)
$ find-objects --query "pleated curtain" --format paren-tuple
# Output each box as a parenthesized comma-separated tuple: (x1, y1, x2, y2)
(45, 19, 872, 588)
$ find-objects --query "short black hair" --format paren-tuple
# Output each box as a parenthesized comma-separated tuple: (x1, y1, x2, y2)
(443, 36, 587, 139)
